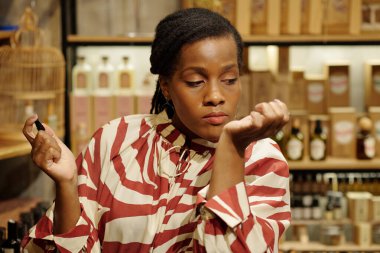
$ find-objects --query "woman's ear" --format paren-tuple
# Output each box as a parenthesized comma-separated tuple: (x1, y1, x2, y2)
(159, 76, 170, 100)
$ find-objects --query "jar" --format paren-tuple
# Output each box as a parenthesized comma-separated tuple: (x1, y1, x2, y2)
(321, 225, 342, 246)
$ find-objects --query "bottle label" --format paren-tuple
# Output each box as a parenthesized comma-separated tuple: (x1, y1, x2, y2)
(310, 139, 326, 160)
(364, 136, 376, 158)
(76, 72, 87, 89)
(373, 72, 380, 93)
(334, 121, 354, 144)
(308, 82, 324, 103)
(99, 72, 109, 88)
(330, 73, 348, 95)
(287, 138, 303, 160)
(120, 72, 131, 88)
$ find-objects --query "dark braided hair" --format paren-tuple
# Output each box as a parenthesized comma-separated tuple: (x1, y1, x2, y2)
(149, 8, 244, 117)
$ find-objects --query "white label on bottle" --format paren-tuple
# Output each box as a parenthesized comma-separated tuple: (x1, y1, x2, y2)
(373, 72, 380, 93)
(3, 249, 15, 253)
(330, 73, 348, 95)
(312, 207, 322, 219)
(308, 82, 324, 103)
(310, 139, 326, 160)
(334, 121, 354, 144)
(303, 207, 312, 220)
(364, 136, 376, 158)
(286, 138, 303, 160)
(99, 72, 109, 88)
(375, 120, 380, 141)
(292, 207, 303, 220)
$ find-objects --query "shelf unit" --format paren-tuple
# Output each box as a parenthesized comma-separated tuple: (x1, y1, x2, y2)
(0, 140, 30, 160)
(0, 31, 13, 41)
(280, 241, 380, 253)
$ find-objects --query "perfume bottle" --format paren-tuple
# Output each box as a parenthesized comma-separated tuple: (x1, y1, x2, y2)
(310, 119, 327, 161)
(286, 118, 304, 161)
(72, 56, 93, 93)
(357, 116, 375, 159)
(115, 56, 135, 117)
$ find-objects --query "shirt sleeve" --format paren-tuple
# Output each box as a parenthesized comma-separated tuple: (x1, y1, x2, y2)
(21, 125, 110, 253)
(192, 139, 291, 253)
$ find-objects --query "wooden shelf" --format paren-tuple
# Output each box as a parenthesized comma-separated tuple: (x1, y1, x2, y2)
(0, 198, 40, 227)
(280, 241, 380, 252)
(0, 140, 31, 160)
(289, 157, 380, 170)
(67, 33, 380, 46)
(0, 31, 13, 41)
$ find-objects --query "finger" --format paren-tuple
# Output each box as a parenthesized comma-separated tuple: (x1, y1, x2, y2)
(32, 132, 62, 164)
(274, 99, 290, 124)
(33, 146, 61, 171)
(22, 114, 38, 144)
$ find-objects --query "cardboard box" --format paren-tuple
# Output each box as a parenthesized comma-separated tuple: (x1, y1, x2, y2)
(184, 0, 251, 35)
(354, 222, 372, 246)
(361, 0, 380, 33)
(364, 61, 380, 108)
(301, 0, 323, 34)
(281, 0, 302, 34)
(325, 63, 350, 108)
(305, 74, 327, 114)
(329, 107, 356, 158)
(273, 74, 290, 105)
(250, 70, 274, 106)
(322, 0, 362, 34)
(347, 191, 372, 222)
(371, 196, 380, 221)
(368, 106, 380, 157)
(251, 0, 281, 35)
(288, 70, 306, 110)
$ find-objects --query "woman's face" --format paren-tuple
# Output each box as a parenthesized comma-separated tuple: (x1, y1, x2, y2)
(160, 36, 241, 142)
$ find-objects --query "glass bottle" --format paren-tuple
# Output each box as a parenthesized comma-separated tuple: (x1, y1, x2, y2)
(272, 129, 286, 153)
(115, 56, 135, 117)
(72, 56, 93, 93)
(310, 119, 327, 161)
(94, 56, 114, 92)
(357, 116, 375, 159)
(286, 118, 304, 161)
(1, 220, 20, 253)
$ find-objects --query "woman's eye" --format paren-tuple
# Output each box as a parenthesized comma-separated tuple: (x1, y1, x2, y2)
(185, 80, 204, 87)
(222, 78, 238, 85)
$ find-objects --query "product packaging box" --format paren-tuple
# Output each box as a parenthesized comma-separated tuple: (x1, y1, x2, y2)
(347, 191, 372, 222)
(329, 107, 356, 158)
(368, 106, 380, 157)
(251, 0, 281, 35)
(354, 222, 372, 246)
(272, 74, 290, 106)
(361, 0, 380, 33)
(364, 61, 380, 107)
(305, 75, 327, 114)
(371, 196, 380, 221)
(325, 63, 350, 108)
(288, 70, 306, 110)
(250, 70, 274, 106)
(281, 0, 302, 34)
(322, 0, 362, 34)
(301, 0, 323, 34)
(183, 0, 251, 35)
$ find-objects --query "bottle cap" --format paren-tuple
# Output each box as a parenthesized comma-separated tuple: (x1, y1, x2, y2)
(358, 116, 372, 131)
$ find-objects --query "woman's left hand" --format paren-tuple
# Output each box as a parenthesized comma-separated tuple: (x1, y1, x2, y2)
(223, 99, 290, 153)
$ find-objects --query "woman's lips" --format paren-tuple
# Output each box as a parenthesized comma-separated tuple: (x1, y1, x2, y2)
(202, 112, 228, 125)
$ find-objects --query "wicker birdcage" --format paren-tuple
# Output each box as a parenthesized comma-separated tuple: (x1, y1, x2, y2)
(0, 7, 65, 140)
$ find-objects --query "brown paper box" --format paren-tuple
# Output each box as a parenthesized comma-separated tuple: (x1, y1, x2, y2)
(364, 61, 380, 108)
(329, 107, 356, 158)
(251, 0, 281, 35)
(236, 73, 252, 119)
(368, 107, 380, 157)
(347, 191, 372, 223)
(281, 0, 302, 34)
(301, 0, 323, 34)
(354, 222, 372, 246)
(325, 63, 350, 108)
(361, 0, 380, 33)
(251, 70, 274, 106)
(305, 75, 327, 114)
(370, 196, 380, 221)
(273, 74, 290, 105)
(288, 70, 306, 110)
(323, 0, 362, 34)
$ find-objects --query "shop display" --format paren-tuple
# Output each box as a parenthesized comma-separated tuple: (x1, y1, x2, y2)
(364, 60, 380, 107)
(286, 118, 304, 161)
(325, 63, 351, 107)
(310, 119, 327, 161)
(250, 0, 281, 35)
(305, 75, 326, 114)
(281, 0, 301, 34)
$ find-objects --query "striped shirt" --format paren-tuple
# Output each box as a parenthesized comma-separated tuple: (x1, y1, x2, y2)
(22, 112, 290, 253)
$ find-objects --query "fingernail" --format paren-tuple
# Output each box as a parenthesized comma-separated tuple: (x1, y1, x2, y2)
(274, 99, 282, 103)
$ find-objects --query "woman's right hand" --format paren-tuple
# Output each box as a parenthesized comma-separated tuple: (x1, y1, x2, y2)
(23, 114, 77, 186)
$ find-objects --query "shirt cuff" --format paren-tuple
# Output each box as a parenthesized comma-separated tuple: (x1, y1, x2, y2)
(28, 202, 91, 252)
(196, 181, 251, 228)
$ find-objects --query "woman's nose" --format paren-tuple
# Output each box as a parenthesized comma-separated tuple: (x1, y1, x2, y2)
(203, 82, 225, 106)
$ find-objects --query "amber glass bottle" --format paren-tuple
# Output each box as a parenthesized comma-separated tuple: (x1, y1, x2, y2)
(356, 116, 375, 160)
(310, 119, 327, 161)
(286, 118, 304, 161)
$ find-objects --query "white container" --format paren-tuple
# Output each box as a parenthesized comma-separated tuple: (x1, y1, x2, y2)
(72, 56, 93, 94)
(115, 56, 135, 117)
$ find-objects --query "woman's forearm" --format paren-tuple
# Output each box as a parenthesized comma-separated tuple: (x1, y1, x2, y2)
(207, 132, 245, 199)
(53, 181, 81, 234)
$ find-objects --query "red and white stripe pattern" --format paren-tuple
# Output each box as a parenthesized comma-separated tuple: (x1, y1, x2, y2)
(22, 112, 290, 253)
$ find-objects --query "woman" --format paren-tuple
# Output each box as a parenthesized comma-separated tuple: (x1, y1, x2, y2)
(22, 8, 290, 253)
